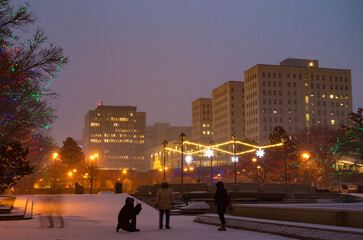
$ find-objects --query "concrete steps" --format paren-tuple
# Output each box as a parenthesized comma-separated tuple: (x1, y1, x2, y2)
(0, 196, 33, 221)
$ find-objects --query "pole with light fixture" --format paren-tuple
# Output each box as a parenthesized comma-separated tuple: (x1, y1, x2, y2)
(162, 140, 168, 181)
(179, 133, 186, 189)
(232, 132, 238, 184)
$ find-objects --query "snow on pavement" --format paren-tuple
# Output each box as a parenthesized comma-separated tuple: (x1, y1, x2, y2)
(0, 194, 294, 240)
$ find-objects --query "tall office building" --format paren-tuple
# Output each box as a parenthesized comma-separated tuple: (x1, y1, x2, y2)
(244, 58, 352, 144)
(82, 104, 146, 171)
(146, 123, 170, 150)
(192, 98, 213, 142)
(212, 81, 245, 142)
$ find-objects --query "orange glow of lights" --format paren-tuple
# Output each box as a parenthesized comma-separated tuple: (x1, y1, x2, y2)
(184, 168, 188, 171)
(302, 153, 310, 159)
(123, 170, 127, 174)
(68, 172, 72, 176)
(252, 158, 257, 162)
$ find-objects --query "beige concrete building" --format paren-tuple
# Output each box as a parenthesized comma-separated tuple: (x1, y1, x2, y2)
(212, 81, 245, 142)
(244, 58, 352, 144)
(192, 98, 213, 143)
(82, 104, 146, 171)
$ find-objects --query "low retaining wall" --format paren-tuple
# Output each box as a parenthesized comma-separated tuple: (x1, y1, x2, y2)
(231, 204, 363, 228)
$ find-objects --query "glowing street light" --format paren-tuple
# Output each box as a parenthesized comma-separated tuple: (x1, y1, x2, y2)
(180, 132, 186, 189)
(89, 153, 99, 194)
(302, 153, 311, 185)
(232, 132, 238, 184)
(52, 152, 59, 191)
(162, 140, 168, 181)
(206, 141, 214, 183)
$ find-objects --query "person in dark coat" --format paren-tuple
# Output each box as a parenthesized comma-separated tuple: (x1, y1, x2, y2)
(214, 181, 229, 231)
(116, 197, 142, 232)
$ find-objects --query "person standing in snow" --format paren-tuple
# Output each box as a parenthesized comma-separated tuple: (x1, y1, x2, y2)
(116, 197, 142, 232)
(156, 181, 174, 229)
(214, 181, 230, 231)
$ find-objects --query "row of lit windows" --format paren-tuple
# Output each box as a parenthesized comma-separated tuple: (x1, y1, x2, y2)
(110, 117, 128, 122)
(202, 131, 212, 135)
(202, 123, 211, 128)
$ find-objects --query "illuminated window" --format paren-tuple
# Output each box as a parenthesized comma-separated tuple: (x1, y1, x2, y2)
(90, 122, 100, 127)
(331, 120, 335, 125)
(322, 94, 326, 98)
(330, 94, 334, 99)
(305, 96, 309, 104)
(309, 62, 314, 67)
(306, 113, 310, 121)
(114, 123, 119, 127)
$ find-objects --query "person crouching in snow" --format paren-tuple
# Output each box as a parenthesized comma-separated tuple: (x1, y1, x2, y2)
(156, 181, 174, 229)
(214, 181, 230, 231)
(116, 197, 142, 232)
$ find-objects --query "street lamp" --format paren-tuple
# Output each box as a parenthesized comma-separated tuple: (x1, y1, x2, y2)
(281, 137, 288, 184)
(89, 153, 98, 194)
(252, 158, 257, 182)
(179, 132, 186, 189)
(162, 140, 168, 181)
(257, 165, 261, 183)
(232, 132, 238, 184)
(52, 153, 58, 191)
(206, 141, 214, 183)
(302, 153, 310, 185)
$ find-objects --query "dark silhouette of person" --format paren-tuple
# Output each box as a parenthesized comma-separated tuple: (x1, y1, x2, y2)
(214, 181, 229, 231)
(116, 197, 142, 232)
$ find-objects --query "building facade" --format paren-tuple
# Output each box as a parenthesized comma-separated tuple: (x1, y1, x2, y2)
(82, 104, 146, 171)
(244, 58, 352, 144)
(192, 98, 213, 142)
(212, 81, 245, 142)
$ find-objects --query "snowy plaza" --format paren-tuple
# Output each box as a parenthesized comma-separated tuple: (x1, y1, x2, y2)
(1, 194, 294, 240)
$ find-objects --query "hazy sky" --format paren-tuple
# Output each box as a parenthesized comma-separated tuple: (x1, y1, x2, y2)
(19, 0, 363, 144)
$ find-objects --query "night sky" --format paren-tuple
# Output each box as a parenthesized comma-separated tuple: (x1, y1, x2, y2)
(19, 0, 363, 144)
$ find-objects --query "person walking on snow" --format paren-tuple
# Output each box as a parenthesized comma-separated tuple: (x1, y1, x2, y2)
(156, 181, 174, 229)
(116, 197, 142, 232)
(214, 181, 230, 231)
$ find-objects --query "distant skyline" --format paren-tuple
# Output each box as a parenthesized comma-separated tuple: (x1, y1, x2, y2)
(18, 0, 363, 144)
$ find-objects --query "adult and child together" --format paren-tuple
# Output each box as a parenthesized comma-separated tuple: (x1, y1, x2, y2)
(116, 181, 230, 232)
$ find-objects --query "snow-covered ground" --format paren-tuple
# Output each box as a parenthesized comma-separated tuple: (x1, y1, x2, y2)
(0, 194, 293, 240)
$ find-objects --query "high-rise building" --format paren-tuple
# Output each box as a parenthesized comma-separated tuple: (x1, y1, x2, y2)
(146, 123, 170, 150)
(192, 98, 213, 142)
(82, 104, 146, 171)
(212, 81, 245, 142)
(244, 58, 352, 144)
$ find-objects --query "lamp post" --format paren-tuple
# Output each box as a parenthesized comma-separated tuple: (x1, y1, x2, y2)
(232, 132, 238, 184)
(179, 133, 186, 189)
(302, 153, 310, 185)
(207, 141, 214, 183)
(52, 153, 58, 191)
(257, 165, 261, 183)
(281, 137, 288, 184)
(89, 153, 98, 194)
(162, 140, 168, 181)
(252, 158, 257, 182)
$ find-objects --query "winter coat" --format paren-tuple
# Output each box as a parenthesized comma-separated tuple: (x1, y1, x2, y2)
(214, 182, 229, 214)
(118, 197, 142, 224)
(156, 187, 174, 210)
